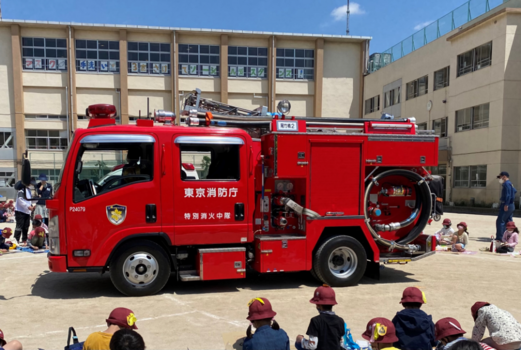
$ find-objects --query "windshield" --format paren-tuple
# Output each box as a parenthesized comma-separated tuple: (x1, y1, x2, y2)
(54, 133, 75, 193)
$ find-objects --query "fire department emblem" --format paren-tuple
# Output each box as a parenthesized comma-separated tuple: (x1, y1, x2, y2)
(106, 204, 127, 225)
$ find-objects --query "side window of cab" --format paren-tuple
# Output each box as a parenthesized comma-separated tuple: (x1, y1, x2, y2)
(73, 135, 155, 203)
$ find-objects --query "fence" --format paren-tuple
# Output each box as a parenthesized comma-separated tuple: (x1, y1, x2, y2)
(369, 0, 509, 73)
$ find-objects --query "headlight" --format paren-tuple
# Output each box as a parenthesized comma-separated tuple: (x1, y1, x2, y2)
(49, 215, 60, 255)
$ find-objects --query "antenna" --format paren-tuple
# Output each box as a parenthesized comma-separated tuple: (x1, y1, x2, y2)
(346, 0, 350, 35)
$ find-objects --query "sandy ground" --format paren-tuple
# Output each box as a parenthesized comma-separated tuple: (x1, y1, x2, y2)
(1, 213, 520, 350)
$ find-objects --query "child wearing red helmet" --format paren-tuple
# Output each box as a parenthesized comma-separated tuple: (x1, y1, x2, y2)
(392, 287, 436, 350)
(434, 218, 455, 245)
(497, 221, 519, 253)
(361, 317, 400, 350)
(0, 228, 14, 253)
(434, 317, 496, 350)
(83, 307, 138, 350)
(295, 285, 345, 350)
(452, 222, 469, 252)
(243, 297, 289, 350)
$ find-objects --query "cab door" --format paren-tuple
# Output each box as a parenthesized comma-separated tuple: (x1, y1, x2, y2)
(172, 135, 249, 245)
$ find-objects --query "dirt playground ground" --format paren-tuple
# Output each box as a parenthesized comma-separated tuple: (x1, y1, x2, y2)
(1, 213, 520, 350)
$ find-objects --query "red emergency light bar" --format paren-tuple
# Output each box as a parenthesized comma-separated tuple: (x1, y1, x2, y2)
(182, 163, 195, 170)
(86, 104, 117, 119)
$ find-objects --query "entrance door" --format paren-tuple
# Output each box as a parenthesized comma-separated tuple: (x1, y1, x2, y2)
(310, 142, 362, 216)
(172, 135, 249, 245)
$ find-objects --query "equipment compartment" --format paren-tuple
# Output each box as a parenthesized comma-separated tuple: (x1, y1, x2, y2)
(253, 234, 306, 273)
(197, 248, 246, 281)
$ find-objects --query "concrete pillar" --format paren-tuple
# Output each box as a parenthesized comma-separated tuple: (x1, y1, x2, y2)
(268, 36, 277, 112)
(220, 34, 228, 104)
(119, 30, 129, 124)
(11, 24, 24, 176)
(314, 38, 324, 117)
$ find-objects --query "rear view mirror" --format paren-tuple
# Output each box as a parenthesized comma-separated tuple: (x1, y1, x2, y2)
(22, 157, 32, 187)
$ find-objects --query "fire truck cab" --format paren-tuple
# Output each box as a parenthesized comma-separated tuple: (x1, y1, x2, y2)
(21, 103, 439, 296)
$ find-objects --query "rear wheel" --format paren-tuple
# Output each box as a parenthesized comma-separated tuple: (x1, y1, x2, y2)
(109, 240, 171, 296)
(313, 235, 367, 287)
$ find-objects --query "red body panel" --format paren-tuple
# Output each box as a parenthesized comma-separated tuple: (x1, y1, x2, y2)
(197, 248, 246, 280)
(253, 235, 307, 272)
(48, 255, 67, 272)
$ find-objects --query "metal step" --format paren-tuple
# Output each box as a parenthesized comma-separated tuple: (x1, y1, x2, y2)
(179, 270, 201, 282)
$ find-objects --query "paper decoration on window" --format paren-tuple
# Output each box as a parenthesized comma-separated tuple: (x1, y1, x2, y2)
(229, 66, 237, 76)
(153, 63, 160, 73)
(297, 69, 304, 79)
(278, 68, 284, 78)
(100, 61, 108, 71)
(189, 65, 197, 75)
(48, 59, 57, 70)
(181, 65, 189, 75)
(139, 62, 147, 73)
(25, 58, 33, 69)
(210, 66, 217, 76)
(250, 67, 257, 77)
(161, 64, 169, 74)
(109, 61, 117, 71)
(202, 65, 209, 75)
(131, 62, 138, 72)
(79, 60, 87, 70)
(58, 59, 66, 70)
(238, 66, 245, 77)
(88, 61, 96, 71)
(285, 69, 292, 78)
(258, 67, 265, 77)
(35, 59, 43, 69)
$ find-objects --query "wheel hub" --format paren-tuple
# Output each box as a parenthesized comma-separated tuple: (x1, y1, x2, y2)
(122, 252, 158, 286)
(328, 246, 358, 278)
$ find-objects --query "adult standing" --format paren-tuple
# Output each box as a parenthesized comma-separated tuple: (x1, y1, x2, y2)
(14, 180, 34, 245)
(496, 171, 516, 241)
(35, 173, 52, 226)
(471, 302, 521, 350)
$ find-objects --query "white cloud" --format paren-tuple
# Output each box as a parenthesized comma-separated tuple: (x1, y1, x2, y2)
(331, 3, 365, 22)
(414, 21, 433, 31)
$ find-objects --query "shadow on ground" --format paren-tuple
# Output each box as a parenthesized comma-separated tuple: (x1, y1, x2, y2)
(30, 265, 418, 299)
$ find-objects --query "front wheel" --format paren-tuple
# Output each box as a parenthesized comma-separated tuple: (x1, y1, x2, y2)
(109, 240, 171, 296)
(313, 235, 367, 287)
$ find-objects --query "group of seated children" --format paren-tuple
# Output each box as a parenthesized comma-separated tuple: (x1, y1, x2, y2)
(435, 219, 469, 252)
(0, 201, 15, 223)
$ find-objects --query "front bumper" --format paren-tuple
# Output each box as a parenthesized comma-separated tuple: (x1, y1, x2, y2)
(48, 253, 67, 272)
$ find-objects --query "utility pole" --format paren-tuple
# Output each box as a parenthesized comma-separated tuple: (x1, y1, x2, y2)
(346, 0, 350, 35)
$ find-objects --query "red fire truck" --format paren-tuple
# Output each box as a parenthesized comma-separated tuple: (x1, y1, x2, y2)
(21, 103, 439, 296)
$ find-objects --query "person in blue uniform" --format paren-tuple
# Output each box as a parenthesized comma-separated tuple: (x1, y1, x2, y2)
(496, 171, 517, 241)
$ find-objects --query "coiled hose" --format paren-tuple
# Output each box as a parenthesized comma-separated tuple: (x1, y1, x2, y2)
(364, 169, 432, 251)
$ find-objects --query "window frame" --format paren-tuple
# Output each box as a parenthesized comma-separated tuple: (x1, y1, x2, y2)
(25, 114, 67, 120)
(276, 48, 315, 80)
(432, 117, 448, 137)
(455, 103, 489, 133)
(384, 87, 400, 108)
(417, 122, 427, 131)
(76, 39, 120, 73)
(178, 44, 220, 77)
(128, 41, 171, 75)
(22, 37, 68, 71)
(179, 144, 241, 182)
(454, 165, 487, 188)
(457, 42, 492, 77)
(364, 95, 380, 115)
(434, 66, 450, 91)
(406, 75, 428, 100)
(0, 132, 14, 148)
(25, 130, 68, 150)
(228, 46, 268, 79)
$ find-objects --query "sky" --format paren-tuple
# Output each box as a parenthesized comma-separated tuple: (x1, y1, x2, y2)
(1, 0, 488, 53)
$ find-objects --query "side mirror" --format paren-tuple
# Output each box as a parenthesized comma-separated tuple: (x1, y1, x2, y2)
(22, 157, 32, 187)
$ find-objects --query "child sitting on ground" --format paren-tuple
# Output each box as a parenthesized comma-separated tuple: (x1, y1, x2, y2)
(0, 227, 14, 253)
(435, 218, 455, 245)
(27, 227, 46, 250)
(83, 308, 138, 350)
(243, 297, 289, 350)
(296, 285, 345, 350)
(33, 214, 49, 247)
(434, 317, 496, 350)
(392, 287, 436, 350)
(497, 221, 519, 253)
(452, 222, 469, 252)
(362, 317, 400, 350)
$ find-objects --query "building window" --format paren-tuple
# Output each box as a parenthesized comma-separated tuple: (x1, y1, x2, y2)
(276, 48, 314, 80)
(432, 117, 448, 137)
(25, 114, 67, 120)
(434, 66, 450, 90)
(406, 75, 428, 100)
(76, 40, 119, 73)
(25, 130, 68, 150)
(228, 46, 268, 78)
(364, 95, 380, 115)
(31, 169, 60, 184)
(455, 103, 489, 132)
(22, 37, 67, 71)
(0, 132, 14, 148)
(384, 87, 401, 108)
(128, 42, 171, 75)
(454, 165, 487, 188)
(417, 122, 427, 130)
(457, 42, 492, 77)
(178, 44, 219, 77)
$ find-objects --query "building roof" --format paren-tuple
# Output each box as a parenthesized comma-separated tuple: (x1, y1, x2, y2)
(0, 18, 372, 42)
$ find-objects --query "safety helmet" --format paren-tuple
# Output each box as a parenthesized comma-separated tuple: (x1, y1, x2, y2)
(310, 285, 337, 305)
(247, 297, 277, 321)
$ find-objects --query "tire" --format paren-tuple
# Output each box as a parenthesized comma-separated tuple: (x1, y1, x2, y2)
(109, 240, 171, 296)
(313, 235, 367, 287)
(310, 267, 320, 281)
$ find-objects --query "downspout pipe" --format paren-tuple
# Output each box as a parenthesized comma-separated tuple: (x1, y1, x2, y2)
(68, 26, 75, 135)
